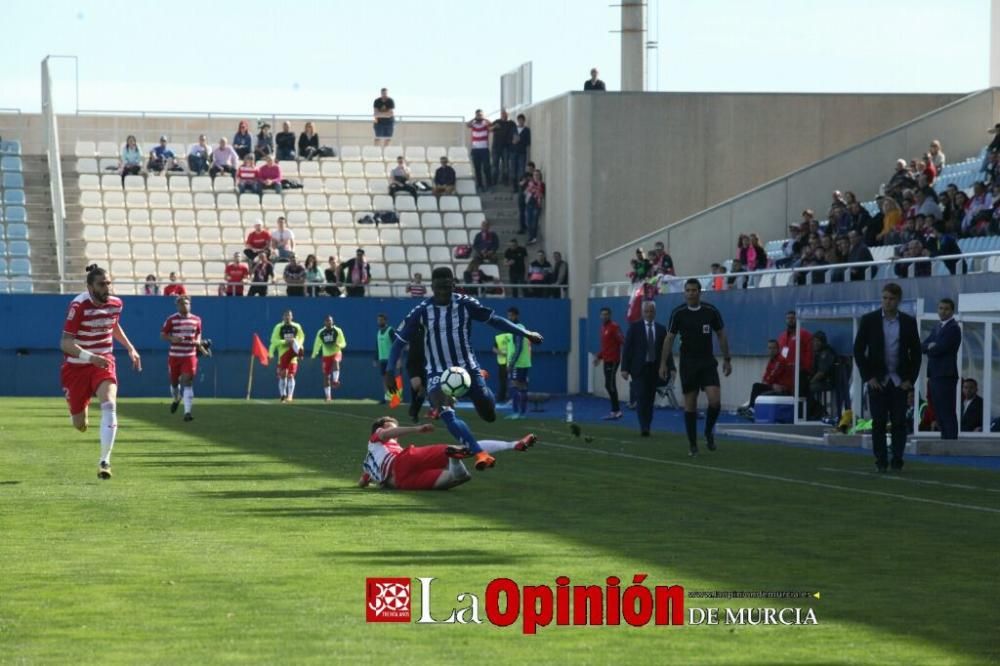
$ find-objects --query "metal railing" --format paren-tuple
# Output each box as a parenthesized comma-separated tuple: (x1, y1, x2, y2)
(41, 58, 67, 289)
(589, 248, 1000, 298)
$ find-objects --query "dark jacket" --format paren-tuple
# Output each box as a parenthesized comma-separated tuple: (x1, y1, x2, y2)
(298, 132, 319, 158)
(853, 309, 922, 384)
(921, 318, 962, 379)
(847, 243, 874, 281)
(961, 395, 984, 432)
(511, 126, 531, 155)
(621, 319, 667, 378)
(339, 258, 371, 285)
(405, 324, 426, 379)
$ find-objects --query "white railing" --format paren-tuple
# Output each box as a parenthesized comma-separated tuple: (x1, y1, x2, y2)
(589, 249, 1000, 298)
(41, 58, 67, 289)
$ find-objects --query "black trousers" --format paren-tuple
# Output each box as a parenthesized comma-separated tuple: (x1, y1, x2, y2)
(749, 383, 783, 408)
(409, 373, 427, 421)
(248, 284, 268, 297)
(633, 362, 659, 433)
(603, 361, 621, 412)
(496, 362, 508, 403)
(868, 379, 908, 467)
(928, 376, 959, 440)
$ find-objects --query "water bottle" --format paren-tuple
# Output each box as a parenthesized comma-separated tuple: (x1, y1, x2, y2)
(565, 400, 574, 423)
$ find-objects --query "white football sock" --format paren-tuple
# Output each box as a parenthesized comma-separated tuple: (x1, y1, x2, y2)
(324, 386, 331, 400)
(183, 386, 194, 414)
(99, 401, 118, 464)
(287, 377, 296, 399)
(279, 377, 287, 397)
(171, 385, 180, 401)
(332, 370, 340, 383)
(478, 439, 517, 454)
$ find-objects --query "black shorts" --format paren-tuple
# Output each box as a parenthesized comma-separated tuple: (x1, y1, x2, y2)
(679, 357, 720, 394)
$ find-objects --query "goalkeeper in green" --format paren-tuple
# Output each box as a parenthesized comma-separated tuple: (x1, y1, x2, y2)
(312, 315, 348, 402)
(269, 309, 305, 402)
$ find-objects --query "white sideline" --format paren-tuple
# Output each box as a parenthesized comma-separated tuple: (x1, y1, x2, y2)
(257, 401, 1000, 515)
(817, 467, 1000, 494)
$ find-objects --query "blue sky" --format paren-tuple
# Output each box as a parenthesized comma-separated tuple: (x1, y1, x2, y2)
(1, 0, 989, 118)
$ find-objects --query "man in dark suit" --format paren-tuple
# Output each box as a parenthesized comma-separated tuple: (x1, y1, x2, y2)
(960, 378, 985, 432)
(621, 300, 667, 437)
(921, 298, 962, 439)
(853, 283, 922, 473)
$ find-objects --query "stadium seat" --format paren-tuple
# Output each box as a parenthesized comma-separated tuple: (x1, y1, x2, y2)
(387, 263, 409, 280)
(82, 224, 105, 243)
(417, 197, 437, 212)
(2, 190, 26, 206)
(442, 212, 465, 229)
(405, 147, 426, 162)
(454, 163, 473, 178)
(2, 173, 24, 189)
(407, 246, 429, 263)
(424, 229, 446, 246)
(132, 243, 155, 260)
(343, 162, 364, 178)
(398, 212, 420, 228)
(214, 177, 235, 193)
(447, 147, 469, 163)
(97, 141, 118, 158)
(76, 158, 99, 174)
(439, 196, 460, 212)
(379, 228, 401, 245)
(199, 227, 222, 244)
(109, 243, 131, 260)
(324, 177, 346, 194)
(100, 174, 121, 190)
(362, 146, 384, 162)
(321, 161, 342, 177)
(0, 257, 6, 275)
(346, 177, 368, 193)
(302, 178, 324, 194)
(149, 192, 171, 208)
(238, 193, 260, 210)
(1, 156, 24, 172)
(461, 196, 482, 212)
(124, 175, 145, 191)
(190, 177, 213, 192)
(394, 197, 416, 212)
(125, 192, 148, 208)
(75, 141, 97, 158)
(153, 226, 176, 243)
(5, 207, 26, 223)
(455, 180, 477, 196)
(105, 225, 129, 242)
(426, 147, 446, 162)
(5, 223, 29, 241)
(128, 209, 150, 226)
(105, 209, 126, 225)
(384, 246, 405, 263)
(350, 195, 371, 211)
(156, 244, 179, 261)
(402, 229, 424, 245)
(81, 208, 103, 225)
(409, 163, 430, 179)
(146, 175, 169, 192)
(218, 193, 240, 210)
(372, 195, 394, 210)
(99, 158, 120, 173)
(329, 195, 350, 211)
(369, 263, 387, 280)
(284, 193, 306, 211)
(151, 209, 173, 227)
(312, 228, 334, 244)
(369, 180, 389, 196)
(172, 193, 195, 209)
(86, 242, 108, 262)
(410, 263, 431, 279)
(9, 258, 32, 276)
(80, 190, 103, 208)
(335, 228, 357, 245)
(446, 229, 468, 246)
(331, 211, 352, 227)
(306, 194, 328, 211)
(429, 246, 451, 263)
(340, 146, 362, 162)
(279, 161, 299, 178)
(364, 162, 386, 178)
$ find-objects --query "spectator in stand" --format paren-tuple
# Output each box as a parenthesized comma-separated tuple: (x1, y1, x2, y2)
(271, 216, 295, 262)
(963, 182, 993, 234)
(828, 235, 851, 283)
(248, 253, 274, 296)
(886, 159, 917, 200)
(727, 258, 748, 289)
(525, 169, 545, 245)
(224, 252, 249, 296)
(801, 208, 816, 229)
(324, 256, 341, 297)
(244, 220, 271, 264)
(233, 120, 253, 159)
(147, 136, 177, 175)
(283, 254, 306, 296)
(925, 223, 964, 275)
(517, 161, 536, 234)
(254, 123, 273, 161)
(257, 154, 282, 195)
(143, 274, 159, 295)
(304, 254, 323, 297)
(388, 156, 416, 197)
(550, 251, 569, 298)
(649, 241, 675, 276)
(961, 378, 984, 432)
(491, 109, 516, 187)
(594, 306, 625, 419)
(894, 240, 931, 279)
(740, 233, 767, 272)
(298, 121, 320, 160)
(929, 140, 946, 172)
(829, 203, 851, 236)
(709, 263, 727, 291)
(406, 272, 427, 297)
(584, 68, 606, 91)
(915, 187, 941, 220)
(462, 259, 485, 297)
(917, 155, 936, 187)
(504, 238, 527, 297)
(187, 135, 210, 176)
(984, 150, 1000, 187)
(846, 199, 873, 238)
(120, 135, 143, 185)
(472, 220, 499, 263)
(876, 197, 902, 245)
(946, 191, 969, 233)
(373, 88, 395, 147)
(339, 249, 371, 297)
(510, 114, 531, 192)
(806, 246, 830, 284)
(737, 339, 794, 419)
(237, 155, 260, 196)
(275, 121, 296, 161)
(847, 230, 874, 281)
(629, 248, 652, 283)
(777, 224, 803, 268)
(468, 109, 492, 191)
(432, 156, 456, 195)
(210, 138, 239, 180)
(163, 272, 187, 297)
(527, 250, 552, 297)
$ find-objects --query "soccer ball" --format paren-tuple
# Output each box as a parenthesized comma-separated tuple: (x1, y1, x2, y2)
(440, 366, 472, 398)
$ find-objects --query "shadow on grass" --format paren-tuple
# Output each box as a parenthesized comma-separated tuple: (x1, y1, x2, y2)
(168, 473, 321, 482)
(330, 548, 527, 566)
(121, 401, 998, 662)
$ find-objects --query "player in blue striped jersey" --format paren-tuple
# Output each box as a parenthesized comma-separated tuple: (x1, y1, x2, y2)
(385, 267, 543, 470)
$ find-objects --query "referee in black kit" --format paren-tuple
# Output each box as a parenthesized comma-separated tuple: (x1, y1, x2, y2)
(659, 279, 732, 456)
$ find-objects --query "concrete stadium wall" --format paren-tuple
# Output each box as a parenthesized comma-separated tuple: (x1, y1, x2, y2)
(593, 88, 999, 282)
(0, 295, 569, 400)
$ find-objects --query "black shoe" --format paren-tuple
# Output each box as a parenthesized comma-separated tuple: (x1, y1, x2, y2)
(640, 430, 650, 437)
(890, 460, 903, 473)
(875, 464, 888, 474)
(689, 445, 699, 457)
(183, 413, 194, 422)
(705, 432, 717, 451)
(170, 400, 180, 414)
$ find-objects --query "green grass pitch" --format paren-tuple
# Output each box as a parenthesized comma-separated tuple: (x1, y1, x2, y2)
(0, 397, 997, 665)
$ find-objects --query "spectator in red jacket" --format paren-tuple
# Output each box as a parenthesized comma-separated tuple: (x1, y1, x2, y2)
(244, 220, 271, 264)
(257, 154, 283, 195)
(593, 306, 626, 419)
(224, 253, 249, 296)
(162, 272, 187, 297)
(777, 310, 814, 374)
(737, 339, 795, 418)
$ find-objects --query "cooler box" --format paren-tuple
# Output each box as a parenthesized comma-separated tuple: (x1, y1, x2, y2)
(754, 396, 796, 424)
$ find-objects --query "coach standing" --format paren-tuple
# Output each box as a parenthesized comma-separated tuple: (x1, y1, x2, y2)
(621, 301, 666, 437)
(922, 298, 962, 439)
(853, 283, 922, 472)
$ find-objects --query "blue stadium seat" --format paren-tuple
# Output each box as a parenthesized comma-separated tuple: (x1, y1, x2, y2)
(9, 278, 33, 293)
(2, 172, 24, 189)
(0, 257, 6, 274)
(5, 223, 28, 240)
(4, 206, 25, 223)
(8, 241, 29, 257)
(982, 236, 1000, 252)
(0, 156, 23, 172)
(0, 140, 21, 155)
(0, 240, 5, 254)
(9, 258, 31, 276)
(3, 190, 26, 206)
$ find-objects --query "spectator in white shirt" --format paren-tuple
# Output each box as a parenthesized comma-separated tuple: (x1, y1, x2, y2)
(188, 134, 210, 175)
(271, 216, 295, 262)
(210, 137, 239, 180)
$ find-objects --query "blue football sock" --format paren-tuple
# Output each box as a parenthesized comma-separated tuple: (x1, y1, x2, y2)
(519, 388, 528, 415)
(440, 408, 482, 454)
(509, 387, 519, 412)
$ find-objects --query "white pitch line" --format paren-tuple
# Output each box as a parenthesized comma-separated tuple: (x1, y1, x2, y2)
(258, 402, 1000, 515)
(817, 467, 1000, 493)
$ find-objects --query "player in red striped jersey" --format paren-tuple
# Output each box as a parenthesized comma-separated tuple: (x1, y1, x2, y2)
(59, 265, 142, 480)
(160, 295, 211, 421)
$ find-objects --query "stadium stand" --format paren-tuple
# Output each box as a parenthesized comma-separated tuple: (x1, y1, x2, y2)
(0, 138, 33, 293)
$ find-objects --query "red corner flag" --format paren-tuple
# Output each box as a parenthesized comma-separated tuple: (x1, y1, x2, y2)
(252, 334, 269, 366)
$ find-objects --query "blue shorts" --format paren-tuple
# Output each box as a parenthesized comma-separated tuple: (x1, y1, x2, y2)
(511, 367, 530, 382)
(427, 366, 491, 403)
(374, 118, 394, 138)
